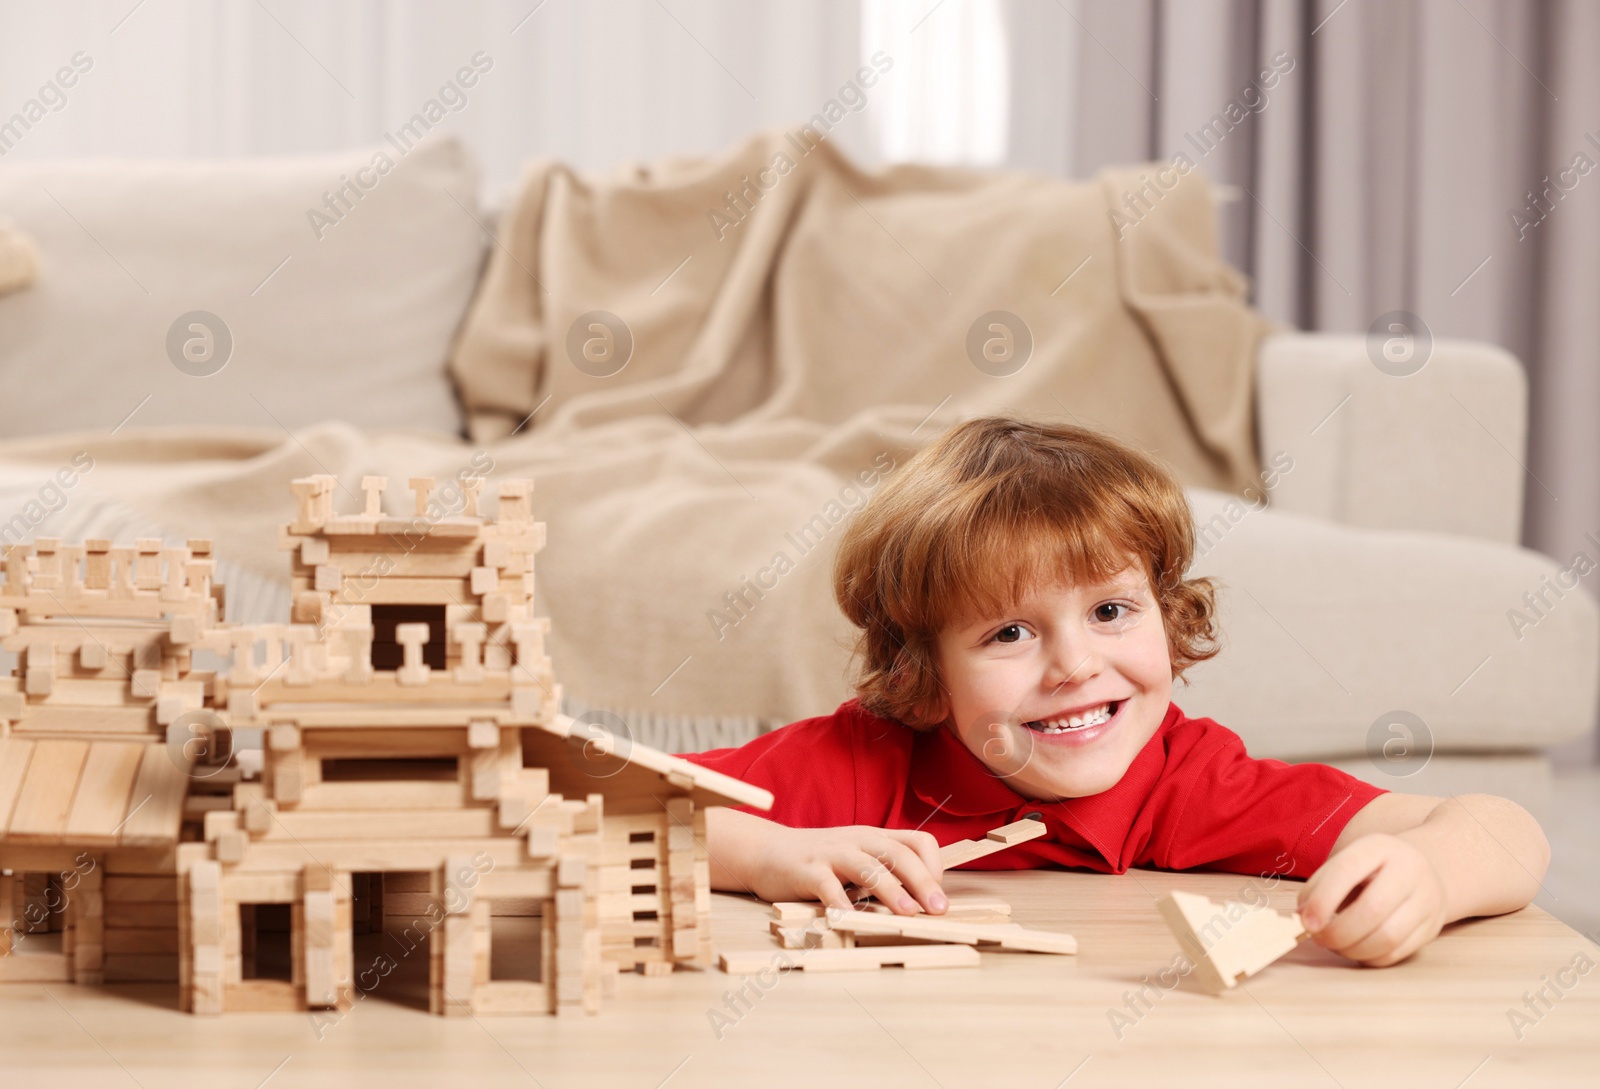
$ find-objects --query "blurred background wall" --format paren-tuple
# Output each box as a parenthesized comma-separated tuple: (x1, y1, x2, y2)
(2, 0, 1596, 756)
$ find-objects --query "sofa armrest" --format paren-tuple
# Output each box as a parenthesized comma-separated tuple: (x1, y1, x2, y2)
(1256, 332, 1528, 544)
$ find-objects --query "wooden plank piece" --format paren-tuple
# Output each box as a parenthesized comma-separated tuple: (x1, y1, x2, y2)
(7, 739, 90, 840)
(940, 817, 1048, 868)
(828, 911, 1076, 955)
(0, 737, 36, 835)
(65, 742, 145, 842)
(118, 744, 191, 846)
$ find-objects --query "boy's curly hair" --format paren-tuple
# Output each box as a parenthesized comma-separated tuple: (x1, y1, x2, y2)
(833, 416, 1219, 730)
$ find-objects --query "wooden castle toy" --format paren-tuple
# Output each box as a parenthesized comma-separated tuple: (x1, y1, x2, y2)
(0, 473, 771, 1018)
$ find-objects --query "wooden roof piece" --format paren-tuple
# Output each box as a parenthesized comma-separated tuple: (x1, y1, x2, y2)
(522, 713, 773, 813)
(0, 737, 190, 848)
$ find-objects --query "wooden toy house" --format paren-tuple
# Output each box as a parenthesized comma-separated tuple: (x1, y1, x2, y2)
(0, 534, 219, 997)
(0, 474, 770, 1018)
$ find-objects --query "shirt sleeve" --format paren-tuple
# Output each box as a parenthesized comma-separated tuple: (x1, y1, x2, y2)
(1141, 719, 1388, 879)
(675, 710, 861, 828)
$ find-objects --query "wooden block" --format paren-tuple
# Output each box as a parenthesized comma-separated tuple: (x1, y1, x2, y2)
(526, 825, 559, 859)
(300, 537, 330, 566)
(292, 591, 325, 626)
(470, 566, 499, 595)
(314, 564, 343, 593)
(467, 720, 499, 750)
(444, 855, 474, 915)
(131, 670, 161, 699)
(359, 476, 387, 517)
(471, 749, 502, 804)
(510, 686, 541, 717)
(273, 751, 304, 805)
(770, 920, 847, 949)
(557, 855, 586, 889)
(214, 830, 247, 864)
(719, 945, 980, 974)
(24, 642, 53, 690)
(170, 614, 201, 645)
(1156, 890, 1308, 994)
(79, 641, 108, 670)
(305, 889, 337, 1004)
(941, 817, 1048, 868)
(771, 901, 824, 923)
(396, 622, 431, 685)
(410, 477, 436, 516)
(267, 724, 301, 751)
(443, 913, 474, 1008)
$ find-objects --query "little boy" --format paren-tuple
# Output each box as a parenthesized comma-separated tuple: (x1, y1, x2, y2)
(678, 416, 1549, 967)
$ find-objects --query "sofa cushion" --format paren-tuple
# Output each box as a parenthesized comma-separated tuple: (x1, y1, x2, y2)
(0, 137, 482, 437)
(1180, 488, 1599, 761)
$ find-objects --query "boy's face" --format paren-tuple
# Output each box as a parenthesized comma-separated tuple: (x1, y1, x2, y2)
(934, 562, 1173, 801)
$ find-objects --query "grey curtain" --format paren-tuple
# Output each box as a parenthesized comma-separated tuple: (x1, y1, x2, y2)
(1007, 0, 1599, 594)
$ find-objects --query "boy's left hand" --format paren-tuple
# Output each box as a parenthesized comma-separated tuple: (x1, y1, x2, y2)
(1297, 833, 1448, 967)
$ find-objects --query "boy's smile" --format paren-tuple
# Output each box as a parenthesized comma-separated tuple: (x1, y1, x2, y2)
(934, 563, 1174, 801)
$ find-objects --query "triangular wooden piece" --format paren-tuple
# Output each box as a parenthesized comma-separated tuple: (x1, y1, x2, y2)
(1156, 890, 1308, 994)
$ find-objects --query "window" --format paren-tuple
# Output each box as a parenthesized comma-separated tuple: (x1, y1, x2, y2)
(320, 757, 459, 782)
(860, 0, 1010, 167)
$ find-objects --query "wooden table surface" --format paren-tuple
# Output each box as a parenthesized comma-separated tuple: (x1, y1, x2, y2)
(2, 869, 1597, 1087)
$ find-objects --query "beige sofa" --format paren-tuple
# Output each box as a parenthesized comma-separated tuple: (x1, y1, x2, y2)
(0, 140, 1592, 822)
(1183, 334, 1596, 819)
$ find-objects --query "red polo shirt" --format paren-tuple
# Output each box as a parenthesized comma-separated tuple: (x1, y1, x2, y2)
(677, 699, 1385, 879)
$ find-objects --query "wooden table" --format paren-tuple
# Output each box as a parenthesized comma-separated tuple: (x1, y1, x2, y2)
(1, 869, 1596, 1087)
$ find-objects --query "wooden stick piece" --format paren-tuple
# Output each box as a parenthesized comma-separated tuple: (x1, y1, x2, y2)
(940, 817, 1048, 868)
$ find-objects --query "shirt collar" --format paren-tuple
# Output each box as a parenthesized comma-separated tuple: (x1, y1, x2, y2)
(908, 703, 1182, 867)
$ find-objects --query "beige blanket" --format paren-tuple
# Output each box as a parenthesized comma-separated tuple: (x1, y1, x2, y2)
(0, 131, 1269, 740)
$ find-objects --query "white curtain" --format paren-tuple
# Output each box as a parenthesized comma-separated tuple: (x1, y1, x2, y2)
(0, 0, 869, 198)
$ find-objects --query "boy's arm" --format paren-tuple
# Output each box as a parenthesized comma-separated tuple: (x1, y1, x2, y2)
(1297, 792, 1550, 966)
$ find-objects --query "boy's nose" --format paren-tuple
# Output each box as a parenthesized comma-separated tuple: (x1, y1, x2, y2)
(1044, 640, 1101, 689)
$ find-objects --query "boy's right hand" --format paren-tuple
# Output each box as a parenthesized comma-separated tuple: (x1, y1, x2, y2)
(750, 824, 948, 916)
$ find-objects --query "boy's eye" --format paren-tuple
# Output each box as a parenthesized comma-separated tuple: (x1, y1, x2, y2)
(1093, 602, 1130, 623)
(992, 624, 1032, 644)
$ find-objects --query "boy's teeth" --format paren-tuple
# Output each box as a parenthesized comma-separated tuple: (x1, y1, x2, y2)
(1027, 702, 1114, 733)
